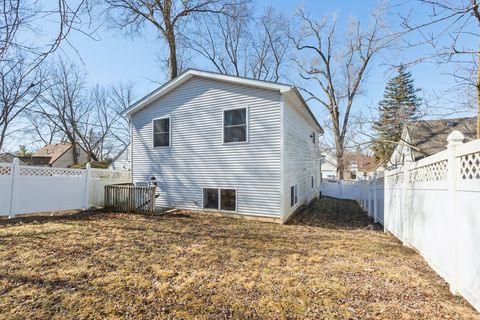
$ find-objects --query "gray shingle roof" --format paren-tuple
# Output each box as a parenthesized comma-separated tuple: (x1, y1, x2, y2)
(407, 117, 477, 159)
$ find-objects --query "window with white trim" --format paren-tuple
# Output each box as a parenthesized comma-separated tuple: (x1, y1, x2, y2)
(153, 117, 170, 147)
(223, 108, 247, 143)
(203, 188, 236, 211)
(290, 184, 298, 207)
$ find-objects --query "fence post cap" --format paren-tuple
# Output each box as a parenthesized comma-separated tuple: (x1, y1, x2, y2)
(447, 130, 464, 147)
(12, 157, 19, 165)
(86, 162, 91, 169)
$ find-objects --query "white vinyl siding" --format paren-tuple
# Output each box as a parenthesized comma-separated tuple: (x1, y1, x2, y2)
(131, 77, 282, 218)
(282, 100, 321, 220)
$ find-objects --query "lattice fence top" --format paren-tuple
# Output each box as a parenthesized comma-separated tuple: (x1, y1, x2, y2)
(91, 169, 131, 180)
(409, 160, 448, 183)
(19, 167, 84, 177)
(459, 152, 480, 180)
(0, 165, 11, 176)
(386, 172, 404, 186)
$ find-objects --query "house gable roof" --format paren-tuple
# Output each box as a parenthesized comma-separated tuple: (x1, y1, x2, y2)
(407, 117, 477, 159)
(34, 143, 73, 165)
(122, 69, 323, 133)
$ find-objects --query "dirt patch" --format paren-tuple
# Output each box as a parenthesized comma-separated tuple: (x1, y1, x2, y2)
(0, 198, 477, 319)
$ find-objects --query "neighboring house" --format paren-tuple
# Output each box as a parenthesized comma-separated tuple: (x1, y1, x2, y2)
(352, 154, 379, 180)
(19, 143, 90, 168)
(0, 153, 16, 163)
(109, 144, 131, 170)
(320, 150, 337, 180)
(389, 117, 477, 167)
(122, 69, 323, 222)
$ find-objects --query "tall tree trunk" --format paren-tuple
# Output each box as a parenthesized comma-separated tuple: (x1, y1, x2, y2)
(72, 142, 79, 165)
(167, 29, 178, 79)
(335, 135, 345, 180)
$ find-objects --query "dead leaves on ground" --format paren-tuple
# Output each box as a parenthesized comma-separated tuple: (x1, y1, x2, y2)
(0, 199, 477, 319)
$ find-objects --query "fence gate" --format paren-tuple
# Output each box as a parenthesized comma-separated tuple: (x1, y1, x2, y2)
(104, 184, 157, 213)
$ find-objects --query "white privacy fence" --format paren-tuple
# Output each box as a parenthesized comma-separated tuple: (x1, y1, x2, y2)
(0, 159, 131, 218)
(321, 176, 385, 224)
(384, 131, 480, 311)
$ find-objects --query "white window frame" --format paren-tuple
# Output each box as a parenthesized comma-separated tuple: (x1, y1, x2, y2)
(152, 116, 172, 148)
(222, 106, 249, 144)
(202, 187, 238, 212)
(290, 184, 298, 208)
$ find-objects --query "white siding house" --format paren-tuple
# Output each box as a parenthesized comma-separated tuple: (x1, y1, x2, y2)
(109, 145, 131, 170)
(123, 69, 323, 222)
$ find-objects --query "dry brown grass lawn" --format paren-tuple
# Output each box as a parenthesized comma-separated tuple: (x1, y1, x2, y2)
(0, 198, 477, 319)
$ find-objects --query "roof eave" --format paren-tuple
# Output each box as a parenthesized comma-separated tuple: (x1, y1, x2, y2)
(122, 69, 292, 118)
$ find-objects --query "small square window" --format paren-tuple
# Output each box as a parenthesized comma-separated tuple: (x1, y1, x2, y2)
(153, 118, 170, 147)
(224, 108, 247, 143)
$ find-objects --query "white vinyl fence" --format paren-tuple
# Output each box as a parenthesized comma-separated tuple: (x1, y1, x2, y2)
(321, 175, 385, 224)
(384, 131, 480, 311)
(0, 159, 131, 218)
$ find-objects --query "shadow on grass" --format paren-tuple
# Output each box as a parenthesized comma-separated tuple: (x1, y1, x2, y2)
(0, 210, 104, 226)
(288, 198, 383, 231)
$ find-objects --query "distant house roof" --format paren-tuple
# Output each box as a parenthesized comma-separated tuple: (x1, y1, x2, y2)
(0, 152, 15, 163)
(407, 117, 477, 159)
(122, 68, 323, 133)
(33, 143, 73, 165)
(355, 155, 378, 172)
(17, 156, 52, 166)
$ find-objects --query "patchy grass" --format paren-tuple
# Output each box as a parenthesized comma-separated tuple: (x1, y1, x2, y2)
(0, 198, 477, 319)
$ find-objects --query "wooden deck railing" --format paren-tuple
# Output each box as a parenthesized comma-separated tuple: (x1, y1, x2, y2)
(104, 184, 156, 213)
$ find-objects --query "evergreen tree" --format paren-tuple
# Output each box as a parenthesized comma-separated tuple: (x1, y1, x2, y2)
(373, 65, 421, 161)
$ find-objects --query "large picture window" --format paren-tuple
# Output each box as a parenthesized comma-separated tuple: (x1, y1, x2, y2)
(203, 188, 237, 211)
(223, 108, 247, 143)
(153, 117, 170, 147)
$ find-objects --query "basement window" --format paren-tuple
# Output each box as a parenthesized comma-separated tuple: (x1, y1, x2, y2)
(290, 184, 298, 207)
(224, 107, 248, 143)
(203, 188, 237, 212)
(153, 117, 170, 147)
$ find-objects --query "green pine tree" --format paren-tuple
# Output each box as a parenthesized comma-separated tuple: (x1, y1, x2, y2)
(373, 64, 421, 161)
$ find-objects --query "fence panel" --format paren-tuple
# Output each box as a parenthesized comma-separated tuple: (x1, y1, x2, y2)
(321, 176, 384, 224)
(89, 168, 131, 207)
(0, 159, 131, 218)
(105, 184, 156, 213)
(13, 166, 86, 215)
(384, 132, 480, 311)
(0, 163, 13, 215)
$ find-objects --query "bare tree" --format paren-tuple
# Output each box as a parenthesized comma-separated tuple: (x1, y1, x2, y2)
(110, 82, 134, 148)
(0, 0, 93, 152)
(400, 0, 480, 138)
(78, 84, 131, 160)
(0, 55, 44, 151)
(188, 5, 289, 82)
(35, 59, 87, 165)
(33, 60, 132, 163)
(104, 0, 245, 80)
(290, 7, 391, 179)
